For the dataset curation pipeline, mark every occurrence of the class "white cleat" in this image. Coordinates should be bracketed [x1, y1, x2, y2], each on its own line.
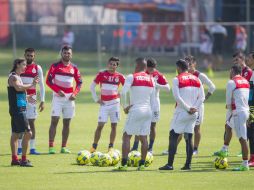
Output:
[193, 150, 198, 156]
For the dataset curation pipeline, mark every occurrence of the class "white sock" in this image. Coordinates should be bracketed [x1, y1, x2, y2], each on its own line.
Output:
[221, 145, 228, 151]
[30, 139, 36, 149]
[18, 139, 22, 149]
[242, 160, 248, 167]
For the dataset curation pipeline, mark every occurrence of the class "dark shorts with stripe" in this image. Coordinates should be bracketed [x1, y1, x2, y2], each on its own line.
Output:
[11, 112, 30, 133]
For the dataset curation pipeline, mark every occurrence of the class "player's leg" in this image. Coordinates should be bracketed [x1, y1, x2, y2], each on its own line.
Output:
[49, 116, 60, 154]
[193, 125, 201, 154]
[28, 119, 39, 154]
[131, 135, 140, 151]
[138, 135, 148, 170]
[60, 118, 71, 153]
[108, 123, 117, 151]
[108, 105, 120, 151]
[10, 132, 19, 166]
[182, 133, 193, 170]
[248, 125, 254, 166]
[17, 133, 23, 155]
[91, 122, 106, 152]
[148, 122, 156, 153]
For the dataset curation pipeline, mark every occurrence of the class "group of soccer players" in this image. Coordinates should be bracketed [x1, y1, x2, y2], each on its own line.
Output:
[7, 45, 254, 171]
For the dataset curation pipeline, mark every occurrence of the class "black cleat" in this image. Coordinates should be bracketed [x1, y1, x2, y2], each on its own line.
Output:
[181, 165, 191, 170]
[11, 160, 20, 166]
[20, 160, 33, 167]
[159, 164, 174, 170]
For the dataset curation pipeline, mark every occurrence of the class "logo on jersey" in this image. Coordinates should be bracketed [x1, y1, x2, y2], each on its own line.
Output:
[115, 77, 119, 83]
[70, 68, 74, 74]
[32, 68, 36, 74]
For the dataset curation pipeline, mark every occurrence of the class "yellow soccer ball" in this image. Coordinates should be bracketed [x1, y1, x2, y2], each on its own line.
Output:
[90, 151, 103, 166]
[98, 153, 112, 167]
[76, 150, 91, 165]
[108, 151, 120, 166]
[214, 157, 228, 169]
[127, 150, 141, 167]
[145, 152, 154, 167]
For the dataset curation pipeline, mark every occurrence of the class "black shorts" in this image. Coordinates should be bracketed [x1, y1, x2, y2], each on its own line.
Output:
[11, 112, 30, 133]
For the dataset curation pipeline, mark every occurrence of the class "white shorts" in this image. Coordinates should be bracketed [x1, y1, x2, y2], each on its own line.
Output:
[51, 95, 75, 119]
[26, 103, 38, 119]
[123, 108, 152, 136]
[227, 111, 249, 140]
[195, 104, 204, 126]
[98, 103, 120, 123]
[152, 110, 160, 122]
[170, 111, 198, 134]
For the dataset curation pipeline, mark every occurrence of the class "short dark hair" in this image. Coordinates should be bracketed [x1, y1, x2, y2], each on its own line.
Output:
[136, 57, 146, 63]
[147, 57, 157, 68]
[233, 51, 245, 60]
[231, 64, 242, 75]
[108, 57, 120, 66]
[176, 59, 188, 71]
[248, 51, 254, 59]
[25, 48, 35, 53]
[61, 45, 72, 52]
[184, 55, 196, 65]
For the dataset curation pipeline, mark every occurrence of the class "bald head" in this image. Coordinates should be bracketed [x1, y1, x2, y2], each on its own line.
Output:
[135, 57, 147, 72]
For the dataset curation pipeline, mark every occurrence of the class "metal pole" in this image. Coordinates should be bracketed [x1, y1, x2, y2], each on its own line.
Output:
[247, 0, 250, 52]
[12, 22, 17, 59]
[96, 24, 102, 70]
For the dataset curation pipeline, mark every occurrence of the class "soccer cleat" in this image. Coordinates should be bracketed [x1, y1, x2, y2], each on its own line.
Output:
[161, 150, 168, 155]
[232, 165, 249, 171]
[193, 150, 198, 156]
[159, 164, 173, 170]
[216, 150, 228, 158]
[90, 147, 96, 153]
[11, 160, 20, 166]
[49, 147, 56, 154]
[20, 160, 33, 167]
[17, 148, 22, 155]
[30, 149, 40, 155]
[137, 164, 145, 171]
[60, 147, 71, 154]
[181, 165, 191, 170]
[236, 152, 242, 157]
[113, 165, 128, 171]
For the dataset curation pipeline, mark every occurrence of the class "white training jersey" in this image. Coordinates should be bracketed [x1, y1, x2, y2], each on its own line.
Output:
[173, 72, 205, 113]
[121, 71, 156, 111]
[226, 75, 249, 113]
[192, 70, 216, 94]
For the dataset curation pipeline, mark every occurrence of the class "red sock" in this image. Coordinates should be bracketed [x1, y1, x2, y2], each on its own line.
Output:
[12, 155, 18, 161]
[22, 155, 26, 161]
[62, 142, 67, 148]
[49, 141, 54, 147]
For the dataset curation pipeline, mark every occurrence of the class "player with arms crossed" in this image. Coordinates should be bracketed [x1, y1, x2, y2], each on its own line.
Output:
[18, 48, 45, 155]
[115, 58, 156, 171]
[89, 57, 125, 153]
[46, 46, 83, 154]
[159, 59, 205, 170]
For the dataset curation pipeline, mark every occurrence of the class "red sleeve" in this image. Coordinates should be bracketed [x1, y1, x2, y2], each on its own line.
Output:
[46, 64, 61, 93]
[120, 74, 125, 85]
[72, 67, 83, 96]
[157, 73, 168, 85]
[94, 72, 102, 84]
[247, 70, 253, 81]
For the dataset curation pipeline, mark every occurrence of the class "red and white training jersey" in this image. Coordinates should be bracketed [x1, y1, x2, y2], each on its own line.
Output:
[46, 61, 82, 97]
[121, 71, 155, 110]
[226, 75, 249, 112]
[173, 72, 205, 112]
[91, 70, 125, 105]
[20, 63, 45, 102]
[241, 66, 252, 82]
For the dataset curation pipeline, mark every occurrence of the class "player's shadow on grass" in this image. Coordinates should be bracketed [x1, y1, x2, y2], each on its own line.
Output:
[55, 169, 156, 174]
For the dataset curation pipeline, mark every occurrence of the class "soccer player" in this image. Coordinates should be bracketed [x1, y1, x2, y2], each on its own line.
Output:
[17, 48, 45, 155]
[246, 51, 254, 167]
[114, 58, 156, 171]
[89, 57, 125, 153]
[8, 59, 39, 166]
[159, 59, 205, 170]
[214, 52, 252, 157]
[131, 57, 170, 153]
[218, 65, 250, 171]
[46, 46, 82, 154]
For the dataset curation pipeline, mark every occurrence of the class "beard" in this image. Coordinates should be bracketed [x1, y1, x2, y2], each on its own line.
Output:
[62, 57, 70, 62]
[26, 59, 33, 64]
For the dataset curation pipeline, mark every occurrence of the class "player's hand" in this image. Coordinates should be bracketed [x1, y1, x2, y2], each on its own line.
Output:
[58, 90, 65, 97]
[204, 92, 212, 102]
[27, 94, 36, 104]
[97, 99, 104, 105]
[39, 101, 45, 112]
[69, 94, 76, 101]
[188, 107, 197, 114]
[124, 105, 133, 114]
[32, 75, 39, 86]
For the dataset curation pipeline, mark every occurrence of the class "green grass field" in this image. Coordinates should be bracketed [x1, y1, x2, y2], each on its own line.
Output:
[0, 49, 253, 190]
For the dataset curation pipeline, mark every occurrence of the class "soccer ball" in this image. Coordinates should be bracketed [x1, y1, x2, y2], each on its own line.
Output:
[90, 151, 103, 166]
[108, 150, 121, 166]
[76, 150, 91, 165]
[113, 149, 121, 158]
[214, 157, 228, 169]
[98, 153, 112, 167]
[145, 152, 154, 167]
[127, 150, 141, 167]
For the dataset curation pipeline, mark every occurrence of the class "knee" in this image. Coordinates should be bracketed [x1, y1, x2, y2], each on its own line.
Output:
[111, 123, 117, 130]
[51, 117, 59, 127]
[97, 124, 104, 131]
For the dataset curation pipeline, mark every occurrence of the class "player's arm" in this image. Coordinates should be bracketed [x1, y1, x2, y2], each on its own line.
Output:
[90, 81, 102, 105]
[120, 74, 133, 114]
[172, 77, 190, 112]
[70, 67, 83, 100]
[37, 65, 45, 111]
[193, 81, 205, 109]
[46, 64, 62, 94]
[150, 83, 156, 112]
[155, 74, 170, 92]
[9, 75, 38, 91]
[199, 73, 216, 101]
[226, 80, 235, 110]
